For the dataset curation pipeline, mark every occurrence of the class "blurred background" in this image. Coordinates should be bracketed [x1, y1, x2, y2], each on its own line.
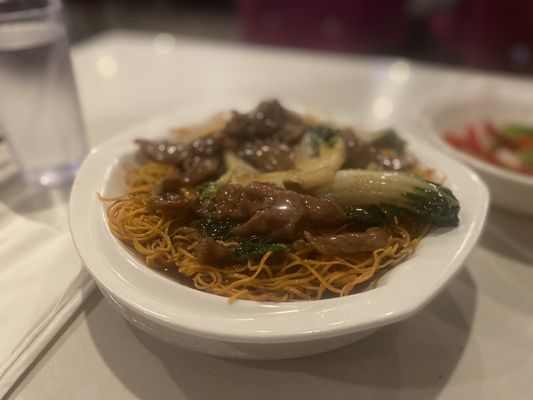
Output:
[63, 0, 533, 75]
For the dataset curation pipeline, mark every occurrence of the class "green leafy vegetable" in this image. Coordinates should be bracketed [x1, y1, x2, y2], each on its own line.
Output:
[307, 125, 341, 148]
[313, 170, 460, 226]
[233, 237, 287, 262]
[198, 181, 218, 202]
[344, 205, 396, 225]
[198, 219, 238, 240]
[501, 124, 533, 139]
[369, 128, 405, 153]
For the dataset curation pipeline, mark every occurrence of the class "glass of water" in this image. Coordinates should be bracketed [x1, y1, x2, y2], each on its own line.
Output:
[0, 0, 88, 186]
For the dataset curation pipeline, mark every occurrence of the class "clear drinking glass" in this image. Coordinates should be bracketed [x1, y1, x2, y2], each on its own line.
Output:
[0, 0, 88, 186]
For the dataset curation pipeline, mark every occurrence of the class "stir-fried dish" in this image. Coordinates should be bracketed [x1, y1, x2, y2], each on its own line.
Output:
[444, 122, 533, 176]
[103, 100, 460, 302]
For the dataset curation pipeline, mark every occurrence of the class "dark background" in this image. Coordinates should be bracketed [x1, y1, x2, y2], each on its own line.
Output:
[63, 0, 533, 75]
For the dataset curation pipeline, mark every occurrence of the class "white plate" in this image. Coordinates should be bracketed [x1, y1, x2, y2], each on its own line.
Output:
[69, 103, 489, 359]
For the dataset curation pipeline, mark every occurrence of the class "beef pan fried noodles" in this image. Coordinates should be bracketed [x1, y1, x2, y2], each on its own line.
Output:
[102, 99, 460, 302]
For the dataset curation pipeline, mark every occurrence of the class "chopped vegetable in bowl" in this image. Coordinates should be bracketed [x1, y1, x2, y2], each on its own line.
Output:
[443, 122, 533, 176]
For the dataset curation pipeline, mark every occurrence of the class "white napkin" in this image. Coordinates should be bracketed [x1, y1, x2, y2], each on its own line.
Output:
[0, 203, 94, 398]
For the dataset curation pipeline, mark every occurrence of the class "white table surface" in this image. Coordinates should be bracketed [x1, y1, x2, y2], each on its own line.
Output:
[4, 30, 533, 400]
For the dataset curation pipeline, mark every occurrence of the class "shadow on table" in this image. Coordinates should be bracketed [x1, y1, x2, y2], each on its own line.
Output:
[480, 206, 533, 268]
[0, 172, 71, 215]
[86, 268, 477, 400]
[471, 205, 533, 322]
